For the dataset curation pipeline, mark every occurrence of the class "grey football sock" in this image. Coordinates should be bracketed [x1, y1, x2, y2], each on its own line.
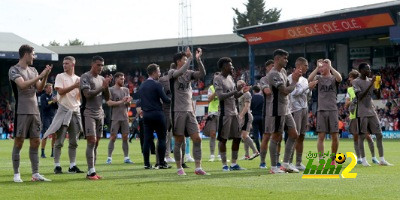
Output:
[220, 151, 227, 165]
[210, 137, 216, 156]
[181, 139, 186, 160]
[269, 140, 279, 166]
[260, 149, 267, 164]
[29, 147, 39, 174]
[296, 152, 302, 166]
[367, 137, 375, 157]
[54, 145, 62, 164]
[289, 149, 294, 164]
[173, 142, 182, 166]
[165, 131, 171, 157]
[358, 134, 366, 158]
[232, 151, 239, 161]
[86, 142, 96, 170]
[12, 146, 21, 174]
[283, 137, 296, 163]
[244, 142, 250, 157]
[122, 139, 129, 157]
[193, 141, 202, 161]
[353, 139, 360, 159]
[376, 133, 384, 157]
[245, 137, 258, 154]
[108, 139, 115, 158]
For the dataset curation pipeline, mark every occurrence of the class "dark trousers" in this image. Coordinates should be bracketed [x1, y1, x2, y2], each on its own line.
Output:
[252, 115, 263, 152]
[143, 111, 167, 166]
[138, 118, 155, 154]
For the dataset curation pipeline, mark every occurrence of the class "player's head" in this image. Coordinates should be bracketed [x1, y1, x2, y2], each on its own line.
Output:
[237, 80, 246, 88]
[63, 56, 76, 74]
[45, 83, 53, 94]
[91, 55, 104, 76]
[147, 63, 161, 80]
[295, 57, 308, 75]
[358, 63, 371, 77]
[19, 44, 35, 65]
[265, 59, 274, 74]
[318, 59, 331, 76]
[114, 72, 125, 87]
[170, 62, 177, 69]
[217, 57, 233, 75]
[348, 70, 360, 83]
[252, 85, 261, 93]
[173, 52, 187, 69]
[273, 49, 289, 69]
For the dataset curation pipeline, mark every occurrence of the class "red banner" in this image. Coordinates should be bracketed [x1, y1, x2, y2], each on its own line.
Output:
[244, 13, 395, 45]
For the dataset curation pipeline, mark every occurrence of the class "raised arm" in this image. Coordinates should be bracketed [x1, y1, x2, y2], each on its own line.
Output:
[308, 62, 320, 83]
[192, 48, 206, 79]
[325, 59, 342, 82]
[171, 47, 193, 78]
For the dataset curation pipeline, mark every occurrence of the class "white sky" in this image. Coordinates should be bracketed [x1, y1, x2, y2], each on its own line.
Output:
[0, 0, 393, 46]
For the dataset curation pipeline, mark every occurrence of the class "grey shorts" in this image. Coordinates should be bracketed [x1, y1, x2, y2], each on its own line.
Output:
[265, 114, 296, 134]
[240, 113, 253, 132]
[172, 111, 199, 136]
[218, 115, 241, 140]
[110, 119, 129, 134]
[292, 108, 308, 135]
[316, 110, 339, 133]
[359, 115, 381, 135]
[349, 118, 358, 134]
[84, 116, 104, 137]
[203, 115, 218, 137]
[15, 114, 41, 138]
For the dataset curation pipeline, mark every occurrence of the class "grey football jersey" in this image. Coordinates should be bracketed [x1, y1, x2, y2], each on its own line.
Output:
[214, 74, 238, 116]
[238, 91, 252, 114]
[352, 77, 376, 117]
[168, 69, 195, 112]
[80, 71, 105, 118]
[8, 65, 40, 115]
[266, 68, 290, 116]
[316, 75, 338, 111]
[159, 75, 171, 112]
[109, 86, 130, 121]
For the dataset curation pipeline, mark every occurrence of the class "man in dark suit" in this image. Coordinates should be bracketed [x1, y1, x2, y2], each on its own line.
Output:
[139, 64, 171, 169]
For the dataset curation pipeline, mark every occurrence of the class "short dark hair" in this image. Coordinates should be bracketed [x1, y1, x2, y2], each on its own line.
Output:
[19, 44, 34, 58]
[217, 57, 232, 69]
[252, 85, 261, 93]
[114, 72, 124, 79]
[273, 49, 289, 57]
[92, 55, 104, 63]
[147, 64, 159, 76]
[358, 63, 369, 71]
[265, 59, 274, 67]
[173, 52, 186, 66]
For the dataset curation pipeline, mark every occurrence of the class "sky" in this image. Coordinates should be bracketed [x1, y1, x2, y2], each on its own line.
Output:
[0, 0, 394, 46]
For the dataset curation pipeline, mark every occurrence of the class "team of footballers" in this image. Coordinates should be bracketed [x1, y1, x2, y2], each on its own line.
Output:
[9, 44, 392, 182]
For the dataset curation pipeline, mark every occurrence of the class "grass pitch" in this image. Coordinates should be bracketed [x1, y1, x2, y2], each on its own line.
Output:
[0, 138, 399, 199]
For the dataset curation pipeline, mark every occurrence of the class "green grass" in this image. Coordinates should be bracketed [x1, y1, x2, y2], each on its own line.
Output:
[0, 138, 399, 199]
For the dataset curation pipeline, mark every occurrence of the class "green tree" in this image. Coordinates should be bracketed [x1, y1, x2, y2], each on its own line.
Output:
[233, 0, 281, 30]
[64, 38, 85, 46]
[48, 40, 60, 46]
